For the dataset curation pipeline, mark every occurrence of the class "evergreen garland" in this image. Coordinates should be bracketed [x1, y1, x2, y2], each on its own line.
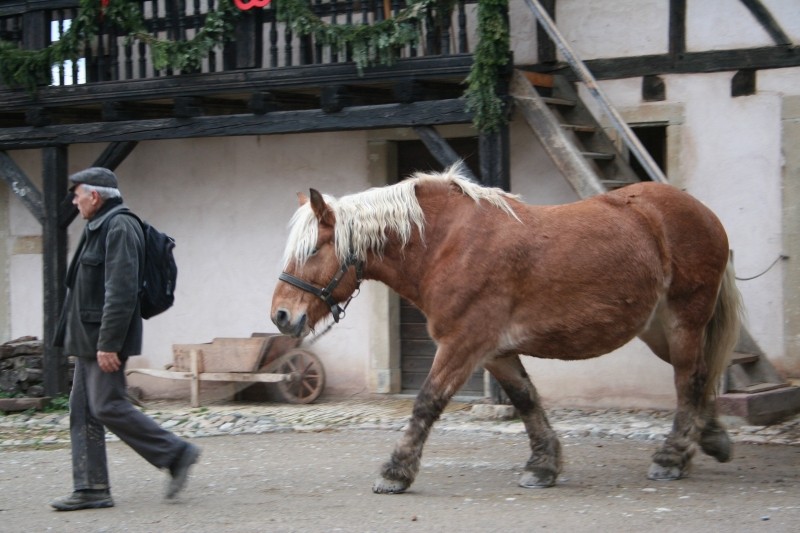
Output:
[0, 0, 509, 131]
[463, 0, 509, 132]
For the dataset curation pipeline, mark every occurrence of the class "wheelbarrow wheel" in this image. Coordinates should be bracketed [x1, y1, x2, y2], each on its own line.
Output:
[273, 349, 325, 404]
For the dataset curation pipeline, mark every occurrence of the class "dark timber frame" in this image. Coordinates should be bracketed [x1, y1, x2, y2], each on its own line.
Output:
[1, 0, 798, 395]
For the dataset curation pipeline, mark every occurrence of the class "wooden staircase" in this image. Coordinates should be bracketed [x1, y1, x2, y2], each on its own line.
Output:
[510, 70, 640, 199]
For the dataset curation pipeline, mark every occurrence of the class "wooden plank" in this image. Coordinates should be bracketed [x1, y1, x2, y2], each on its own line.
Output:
[522, 71, 554, 88]
[173, 337, 267, 373]
[399, 323, 430, 340]
[190, 349, 200, 408]
[730, 352, 759, 365]
[0, 56, 475, 111]
[413, 126, 478, 181]
[0, 99, 474, 150]
[0, 397, 51, 412]
[547, 46, 800, 81]
[126, 368, 290, 383]
[728, 382, 788, 394]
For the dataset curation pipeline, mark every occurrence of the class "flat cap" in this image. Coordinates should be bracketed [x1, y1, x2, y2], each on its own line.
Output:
[69, 167, 119, 191]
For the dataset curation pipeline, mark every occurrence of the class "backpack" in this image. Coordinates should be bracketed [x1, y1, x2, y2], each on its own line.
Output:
[115, 211, 178, 319]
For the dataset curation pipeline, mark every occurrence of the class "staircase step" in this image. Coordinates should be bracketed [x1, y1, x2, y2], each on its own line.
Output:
[562, 124, 596, 133]
[730, 352, 760, 365]
[601, 179, 638, 190]
[728, 382, 788, 394]
[520, 71, 554, 88]
[718, 385, 800, 425]
[541, 96, 576, 107]
[582, 151, 615, 160]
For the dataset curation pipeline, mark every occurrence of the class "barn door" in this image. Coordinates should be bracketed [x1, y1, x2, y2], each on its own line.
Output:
[396, 138, 484, 396]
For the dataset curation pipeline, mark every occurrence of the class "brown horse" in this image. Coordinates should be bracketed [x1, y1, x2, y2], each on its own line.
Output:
[271, 164, 742, 493]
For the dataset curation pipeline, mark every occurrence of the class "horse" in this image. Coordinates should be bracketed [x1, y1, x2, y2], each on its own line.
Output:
[271, 164, 743, 494]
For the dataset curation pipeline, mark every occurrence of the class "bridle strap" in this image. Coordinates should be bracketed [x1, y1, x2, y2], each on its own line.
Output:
[279, 258, 363, 323]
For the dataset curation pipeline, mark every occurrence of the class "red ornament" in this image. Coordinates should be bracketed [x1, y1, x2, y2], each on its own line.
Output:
[234, 0, 272, 10]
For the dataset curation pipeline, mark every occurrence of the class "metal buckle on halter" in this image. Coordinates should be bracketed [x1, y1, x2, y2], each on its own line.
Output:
[278, 256, 363, 323]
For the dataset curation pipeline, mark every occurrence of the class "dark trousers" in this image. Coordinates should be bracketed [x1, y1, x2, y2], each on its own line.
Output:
[70, 357, 187, 491]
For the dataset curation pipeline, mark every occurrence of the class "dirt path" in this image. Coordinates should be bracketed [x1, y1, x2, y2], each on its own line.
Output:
[2, 429, 798, 532]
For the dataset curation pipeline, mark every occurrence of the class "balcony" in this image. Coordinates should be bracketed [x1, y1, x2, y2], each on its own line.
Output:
[0, 0, 480, 134]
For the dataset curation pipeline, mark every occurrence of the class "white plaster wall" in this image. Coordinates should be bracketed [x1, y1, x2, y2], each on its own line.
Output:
[686, 0, 788, 51]
[8, 133, 375, 399]
[665, 72, 785, 360]
[5, 152, 44, 341]
[556, 0, 669, 59]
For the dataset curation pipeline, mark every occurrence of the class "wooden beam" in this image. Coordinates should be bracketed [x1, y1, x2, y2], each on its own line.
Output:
[669, 0, 686, 57]
[41, 146, 69, 397]
[531, 45, 800, 80]
[739, 0, 792, 46]
[0, 56, 475, 112]
[59, 141, 140, 228]
[536, 0, 557, 63]
[478, 126, 510, 191]
[94, 141, 139, 170]
[0, 151, 44, 224]
[413, 126, 477, 181]
[0, 99, 474, 149]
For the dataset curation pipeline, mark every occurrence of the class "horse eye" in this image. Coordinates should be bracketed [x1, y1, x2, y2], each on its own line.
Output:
[310, 247, 319, 256]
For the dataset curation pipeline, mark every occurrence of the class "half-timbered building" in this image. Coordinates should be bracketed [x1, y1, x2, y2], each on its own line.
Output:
[1, 0, 798, 416]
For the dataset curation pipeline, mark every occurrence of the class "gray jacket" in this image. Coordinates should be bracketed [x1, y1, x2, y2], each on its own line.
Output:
[58, 200, 144, 358]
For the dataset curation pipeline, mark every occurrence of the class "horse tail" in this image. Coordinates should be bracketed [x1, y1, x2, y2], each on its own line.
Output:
[703, 255, 743, 399]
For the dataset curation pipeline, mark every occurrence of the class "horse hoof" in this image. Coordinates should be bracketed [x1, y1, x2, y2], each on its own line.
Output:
[700, 431, 733, 463]
[518, 469, 557, 488]
[373, 477, 410, 494]
[647, 462, 685, 481]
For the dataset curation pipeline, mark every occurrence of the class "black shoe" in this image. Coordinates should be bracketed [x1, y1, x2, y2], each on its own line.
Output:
[50, 490, 114, 511]
[166, 442, 201, 499]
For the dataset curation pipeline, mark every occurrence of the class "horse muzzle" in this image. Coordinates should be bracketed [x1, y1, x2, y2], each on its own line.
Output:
[272, 308, 310, 338]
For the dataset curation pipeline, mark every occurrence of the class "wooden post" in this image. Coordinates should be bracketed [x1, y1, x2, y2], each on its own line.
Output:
[42, 146, 69, 396]
[190, 349, 201, 407]
[478, 126, 510, 191]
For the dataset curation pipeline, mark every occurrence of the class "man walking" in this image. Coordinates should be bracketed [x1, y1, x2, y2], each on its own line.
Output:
[51, 167, 199, 511]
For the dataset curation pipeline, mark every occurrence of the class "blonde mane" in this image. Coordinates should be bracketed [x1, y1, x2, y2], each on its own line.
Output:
[282, 164, 520, 267]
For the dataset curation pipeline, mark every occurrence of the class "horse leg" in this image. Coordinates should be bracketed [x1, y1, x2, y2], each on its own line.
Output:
[484, 355, 562, 488]
[698, 402, 732, 463]
[647, 326, 709, 480]
[372, 345, 478, 494]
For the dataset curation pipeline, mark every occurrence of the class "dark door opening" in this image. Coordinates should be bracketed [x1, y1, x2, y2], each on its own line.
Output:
[395, 137, 484, 396]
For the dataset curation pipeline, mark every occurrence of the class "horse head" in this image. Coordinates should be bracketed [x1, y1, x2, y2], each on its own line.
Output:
[271, 189, 363, 337]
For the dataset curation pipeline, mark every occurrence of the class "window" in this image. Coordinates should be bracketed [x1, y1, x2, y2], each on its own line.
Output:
[630, 124, 667, 181]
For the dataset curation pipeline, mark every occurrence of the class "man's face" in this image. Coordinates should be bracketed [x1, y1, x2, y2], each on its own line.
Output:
[72, 184, 101, 220]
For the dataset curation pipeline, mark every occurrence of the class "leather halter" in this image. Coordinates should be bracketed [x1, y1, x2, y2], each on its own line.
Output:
[278, 257, 364, 323]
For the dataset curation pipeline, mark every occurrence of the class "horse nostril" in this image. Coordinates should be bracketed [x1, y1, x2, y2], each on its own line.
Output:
[274, 309, 290, 328]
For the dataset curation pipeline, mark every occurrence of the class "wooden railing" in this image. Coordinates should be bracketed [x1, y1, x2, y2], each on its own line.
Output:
[0, 0, 478, 88]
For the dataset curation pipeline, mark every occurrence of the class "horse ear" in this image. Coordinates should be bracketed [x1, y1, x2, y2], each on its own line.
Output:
[309, 189, 336, 227]
[296, 192, 309, 205]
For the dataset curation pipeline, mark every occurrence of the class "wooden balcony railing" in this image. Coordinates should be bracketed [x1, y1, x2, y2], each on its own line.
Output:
[0, 0, 478, 89]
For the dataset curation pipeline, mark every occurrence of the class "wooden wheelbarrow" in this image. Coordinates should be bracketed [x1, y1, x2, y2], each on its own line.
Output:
[126, 333, 325, 407]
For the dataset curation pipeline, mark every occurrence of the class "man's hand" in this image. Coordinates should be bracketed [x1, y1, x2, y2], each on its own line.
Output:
[97, 351, 121, 373]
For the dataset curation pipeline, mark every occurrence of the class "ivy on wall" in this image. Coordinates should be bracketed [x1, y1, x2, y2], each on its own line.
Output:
[0, 0, 509, 131]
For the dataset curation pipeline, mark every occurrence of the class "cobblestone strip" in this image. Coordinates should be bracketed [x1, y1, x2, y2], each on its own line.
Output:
[2, 400, 799, 449]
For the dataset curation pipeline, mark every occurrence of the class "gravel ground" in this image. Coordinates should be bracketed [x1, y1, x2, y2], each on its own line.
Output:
[1, 398, 799, 532]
